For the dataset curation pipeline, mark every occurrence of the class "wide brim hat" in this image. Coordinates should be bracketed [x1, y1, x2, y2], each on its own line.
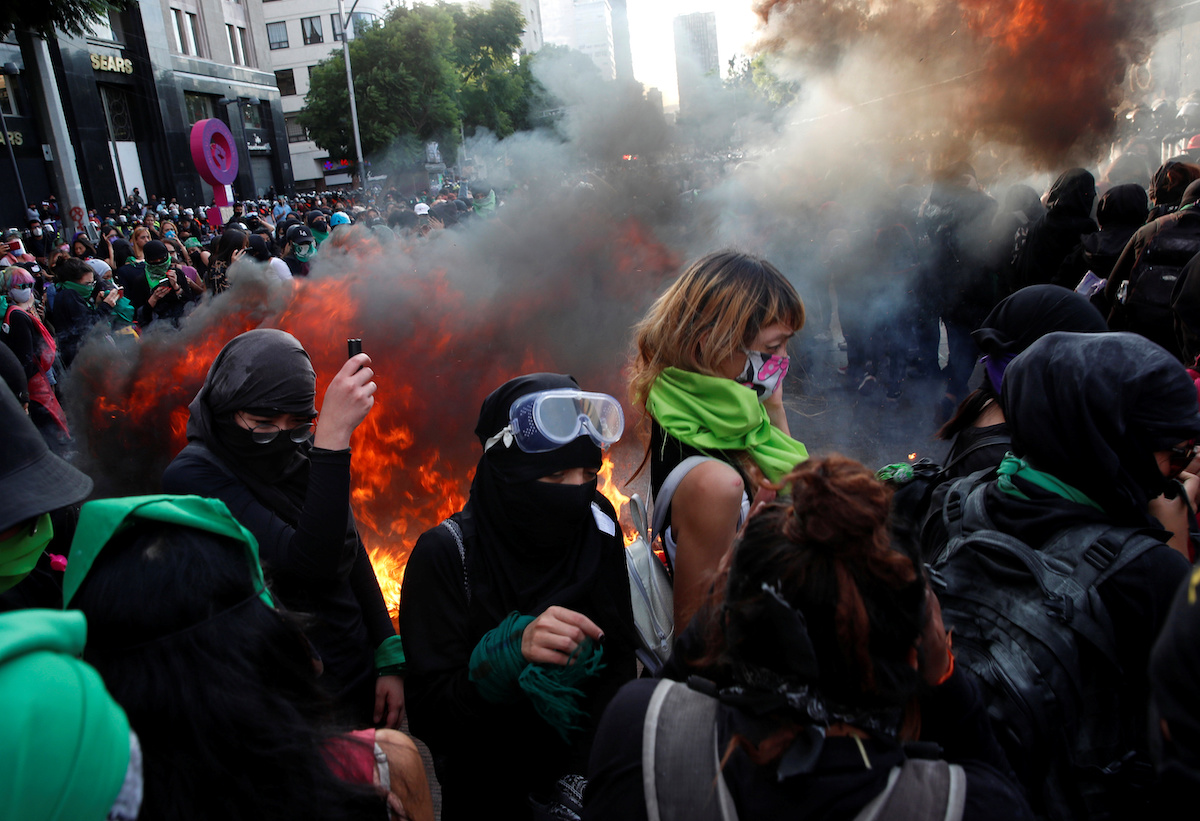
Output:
[0, 389, 92, 532]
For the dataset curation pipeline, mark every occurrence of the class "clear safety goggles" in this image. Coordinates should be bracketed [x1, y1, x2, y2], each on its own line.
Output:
[484, 389, 625, 453]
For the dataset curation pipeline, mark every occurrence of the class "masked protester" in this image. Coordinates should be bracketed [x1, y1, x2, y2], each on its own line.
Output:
[0, 267, 70, 446]
[162, 330, 404, 729]
[284, 224, 316, 276]
[629, 250, 809, 631]
[0, 229, 37, 269]
[924, 331, 1200, 820]
[49, 257, 104, 367]
[120, 240, 186, 328]
[400, 374, 639, 821]
[0, 384, 92, 610]
[307, 211, 331, 246]
[62, 495, 433, 821]
[585, 455, 1035, 821]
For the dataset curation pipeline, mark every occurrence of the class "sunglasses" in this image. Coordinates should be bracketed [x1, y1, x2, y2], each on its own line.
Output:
[1168, 440, 1198, 478]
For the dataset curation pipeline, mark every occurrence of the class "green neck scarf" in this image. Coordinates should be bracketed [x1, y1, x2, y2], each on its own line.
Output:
[647, 367, 808, 483]
[144, 259, 171, 291]
[111, 296, 136, 325]
[996, 454, 1102, 511]
[60, 280, 94, 298]
[64, 494, 275, 608]
[0, 513, 53, 593]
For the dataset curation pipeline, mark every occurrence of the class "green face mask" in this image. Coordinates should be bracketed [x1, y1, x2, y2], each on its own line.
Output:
[0, 513, 54, 593]
[60, 280, 93, 298]
[146, 258, 171, 278]
[312, 230, 329, 245]
[293, 243, 315, 262]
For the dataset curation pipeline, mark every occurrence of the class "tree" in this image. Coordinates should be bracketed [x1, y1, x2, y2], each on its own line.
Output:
[300, 4, 462, 169]
[2, 0, 136, 40]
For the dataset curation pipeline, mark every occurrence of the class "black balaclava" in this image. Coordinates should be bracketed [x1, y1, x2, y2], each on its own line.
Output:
[186, 329, 317, 512]
[1003, 331, 1200, 519]
[465, 373, 615, 625]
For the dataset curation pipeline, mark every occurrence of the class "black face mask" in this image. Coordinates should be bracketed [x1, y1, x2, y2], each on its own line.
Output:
[215, 416, 303, 480]
[499, 477, 597, 555]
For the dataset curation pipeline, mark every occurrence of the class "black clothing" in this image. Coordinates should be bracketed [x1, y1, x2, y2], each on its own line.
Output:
[1002, 331, 1200, 517]
[1149, 574, 1200, 813]
[1172, 250, 1200, 363]
[48, 287, 98, 367]
[1058, 184, 1149, 290]
[400, 373, 638, 821]
[118, 263, 187, 327]
[1, 307, 39, 382]
[1009, 168, 1098, 293]
[943, 421, 1010, 480]
[161, 329, 392, 722]
[583, 669, 1034, 821]
[973, 284, 1109, 360]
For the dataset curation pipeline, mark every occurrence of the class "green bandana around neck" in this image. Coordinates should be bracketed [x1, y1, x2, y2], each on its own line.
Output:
[60, 280, 94, 298]
[63, 495, 275, 609]
[647, 367, 809, 483]
[0, 513, 53, 593]
[996, 453, 1103, 511]
[312, 229, 329, 245]
[111, 295, 136, 324]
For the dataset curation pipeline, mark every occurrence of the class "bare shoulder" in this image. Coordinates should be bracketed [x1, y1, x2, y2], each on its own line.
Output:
[674, 459, 745, 511]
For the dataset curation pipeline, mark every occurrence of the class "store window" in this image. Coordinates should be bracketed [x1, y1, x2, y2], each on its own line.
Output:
[285, 116, 308, 143]
[301, 16, 323, 46]
[184, 92, 214, 126]
[242, 101, 263, 130]
[275, 68, 296, 96]
[267, 21, 288, 50]
[0, 75, 18, 117]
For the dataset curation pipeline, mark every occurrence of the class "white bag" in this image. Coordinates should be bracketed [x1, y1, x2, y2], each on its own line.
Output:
[625, 493, 674, 675]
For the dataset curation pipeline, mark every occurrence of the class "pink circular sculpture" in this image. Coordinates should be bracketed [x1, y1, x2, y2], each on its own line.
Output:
[189, 118, 238, 193]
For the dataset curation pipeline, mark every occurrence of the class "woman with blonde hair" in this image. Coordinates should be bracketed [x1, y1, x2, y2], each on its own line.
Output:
[629, 249, 809, 632]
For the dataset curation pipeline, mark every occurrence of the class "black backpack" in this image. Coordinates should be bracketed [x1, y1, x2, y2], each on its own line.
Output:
[1120, 210, 1200, 354]
[928, 477, 1161, 820]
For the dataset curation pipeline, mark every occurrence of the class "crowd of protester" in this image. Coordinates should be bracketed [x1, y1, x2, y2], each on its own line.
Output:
[10, 139, 1200, 821]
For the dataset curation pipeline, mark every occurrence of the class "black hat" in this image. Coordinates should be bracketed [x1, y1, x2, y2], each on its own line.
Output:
[246, 234, 272, 262]
[0, 387, 92, 532]
[143, 240, 170, 264]
[286, 224, 314, 245]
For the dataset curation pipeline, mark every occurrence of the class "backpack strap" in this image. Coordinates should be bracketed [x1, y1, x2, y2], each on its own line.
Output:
[934, 472, 994, 564]
[941, 432, 1011, 476]
[853, 760, 966, 821]
[650, 455, 719, 544]
[643, 679, 738, 821]
[440, 518, 471, 606]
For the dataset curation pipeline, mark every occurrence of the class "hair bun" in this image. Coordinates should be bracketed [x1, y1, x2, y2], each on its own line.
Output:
[784, 456, 891, 557]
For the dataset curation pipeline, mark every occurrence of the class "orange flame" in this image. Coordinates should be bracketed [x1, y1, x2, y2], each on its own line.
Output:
[597, 453, 637, 545]
[908, 453, 917, 461]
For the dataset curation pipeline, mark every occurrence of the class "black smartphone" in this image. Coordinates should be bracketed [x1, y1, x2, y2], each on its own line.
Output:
[347, 338, 362, 358]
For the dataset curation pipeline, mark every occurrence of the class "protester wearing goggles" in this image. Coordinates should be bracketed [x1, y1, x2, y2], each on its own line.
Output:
[401, 373, 639, 821]
[162, 329, 405, 730]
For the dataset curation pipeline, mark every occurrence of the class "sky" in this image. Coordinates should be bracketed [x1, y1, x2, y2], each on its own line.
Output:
[627, 1, 762, 108]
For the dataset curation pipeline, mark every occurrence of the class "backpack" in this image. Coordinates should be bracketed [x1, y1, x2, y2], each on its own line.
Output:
[1118, 211, 1200, 352]
[643, 678, 966, 821]
[928, 476, 1161, 820]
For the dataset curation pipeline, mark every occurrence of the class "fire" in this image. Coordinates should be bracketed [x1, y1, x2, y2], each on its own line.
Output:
[908, 453, 917, 461]
[72, 215, 678, 629]
[597, 453, 637, 545]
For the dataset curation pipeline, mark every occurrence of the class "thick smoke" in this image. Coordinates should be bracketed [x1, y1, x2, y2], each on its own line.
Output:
[753, 0, 1158, 168]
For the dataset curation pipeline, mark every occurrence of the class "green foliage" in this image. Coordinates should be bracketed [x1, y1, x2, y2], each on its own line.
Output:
[300, 0, 540, 170]
[1, 0, 136, 41]
[725, 54, 799, 111]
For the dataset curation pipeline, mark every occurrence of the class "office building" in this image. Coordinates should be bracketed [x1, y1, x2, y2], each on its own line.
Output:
[261, 0, 385, 190]
[673, 11, 718, 118]
[540, 0, 616, 81]
[0, 0, 292, 229]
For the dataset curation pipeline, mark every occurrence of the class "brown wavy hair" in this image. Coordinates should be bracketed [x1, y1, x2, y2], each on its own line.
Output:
[628, 250, 804, 411]
[685, 455, 928, 763]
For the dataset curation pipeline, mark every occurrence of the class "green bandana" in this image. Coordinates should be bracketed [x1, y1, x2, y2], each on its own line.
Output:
[0, 609, 131, 821]
[374, 634, 406, 676]
[293, 243, 315, 262]
[184, 237, 201, 249]
[469, 611, 605, 743]
[145, 259, 171, 290]
[647, 367, 809, 483]
[60, 280, 94, 298]
[996, 454, 1103, 511]
[312, 229, 329, 245]
[111, 295, 136, 325]
[0, 513, 53, 593]
[63, 495, 275, 608]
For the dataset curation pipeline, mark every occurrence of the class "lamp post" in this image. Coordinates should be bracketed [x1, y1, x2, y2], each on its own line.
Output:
[337, 0, 366, 188]
[0, 63, 30, 219]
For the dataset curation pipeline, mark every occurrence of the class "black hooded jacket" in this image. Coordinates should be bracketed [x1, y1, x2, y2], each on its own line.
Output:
[1009, 168, 1098, 293]
[1058, 183, 1148, 289]
[399, 374, 637, 821]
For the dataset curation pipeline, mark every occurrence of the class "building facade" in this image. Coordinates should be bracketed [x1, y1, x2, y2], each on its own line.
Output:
[673, 11, 718, 119]
[261, 0, 383, 191]
[0, 0, 292, 230]
[540, 0, 616, 81]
